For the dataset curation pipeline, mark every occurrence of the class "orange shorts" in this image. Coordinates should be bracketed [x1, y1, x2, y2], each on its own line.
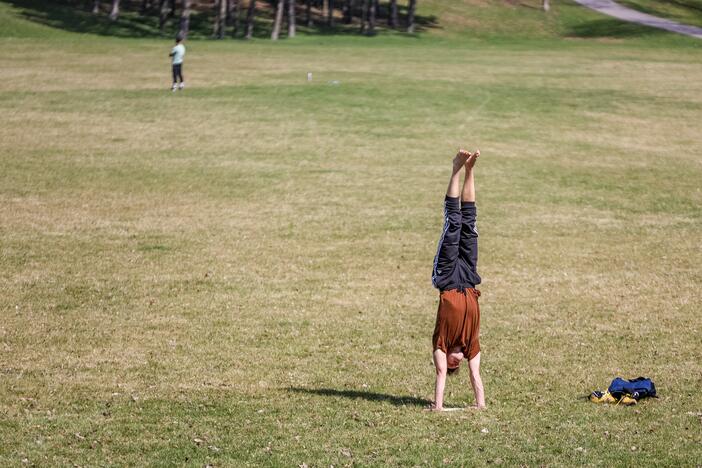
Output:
[432, 288, 481, 360]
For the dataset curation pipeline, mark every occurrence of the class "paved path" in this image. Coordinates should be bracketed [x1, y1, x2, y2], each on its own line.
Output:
[574, 0, 702, 39]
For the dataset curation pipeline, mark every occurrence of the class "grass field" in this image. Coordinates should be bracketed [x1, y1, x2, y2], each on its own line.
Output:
[1, 0, 701, 466]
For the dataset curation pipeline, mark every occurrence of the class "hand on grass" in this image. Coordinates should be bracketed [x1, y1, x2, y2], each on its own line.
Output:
[424, 402, 443, 412]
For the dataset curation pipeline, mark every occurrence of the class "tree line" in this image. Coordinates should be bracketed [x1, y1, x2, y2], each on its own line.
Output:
[91, 0, 421, 40]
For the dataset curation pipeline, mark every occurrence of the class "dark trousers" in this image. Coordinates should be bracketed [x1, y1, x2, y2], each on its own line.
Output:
[172, 63, 184, 83]
[432, 196, 481, 291]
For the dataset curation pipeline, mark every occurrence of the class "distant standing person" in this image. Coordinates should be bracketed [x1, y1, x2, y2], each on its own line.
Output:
[169, 33, 186, 91]
[428, 149, 485, 411]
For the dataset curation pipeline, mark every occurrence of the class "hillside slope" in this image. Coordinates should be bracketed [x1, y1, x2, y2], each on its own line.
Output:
[619, 0, 702, 28]
[1, 0, 695, 43]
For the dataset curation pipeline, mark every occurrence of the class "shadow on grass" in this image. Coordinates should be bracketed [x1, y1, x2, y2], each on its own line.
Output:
[667, 0, 702, 12]
[5, 0, 172, 38]
[566, 17, 671, 37]
[4, 0, 438, 39]
[288, 387, 431, 407]
[622, 0, 702, 15]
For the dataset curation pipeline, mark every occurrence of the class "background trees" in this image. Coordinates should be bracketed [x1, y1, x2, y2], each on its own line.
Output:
[288, 0, 296, 37]
[213, 0, 227, 38]
[271, 0, 285, 39]
[245, 0, 256, 38]
[109, 0, 121, 20]
[179, 0, 191, 36]
[86, 0, 428, 39]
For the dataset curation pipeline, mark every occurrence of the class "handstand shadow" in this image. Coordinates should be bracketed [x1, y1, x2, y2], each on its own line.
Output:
[288, 387, 431, 407]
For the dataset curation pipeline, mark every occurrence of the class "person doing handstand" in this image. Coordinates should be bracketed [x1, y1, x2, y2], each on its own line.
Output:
[429, 149, 485, 411]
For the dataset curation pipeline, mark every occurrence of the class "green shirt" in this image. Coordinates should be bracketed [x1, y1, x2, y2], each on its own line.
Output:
[171, 44, 185, 65]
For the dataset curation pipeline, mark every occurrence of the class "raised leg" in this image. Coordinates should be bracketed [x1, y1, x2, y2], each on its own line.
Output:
[432, 150, 471, 289]
[459, 150, 481, 286]
[447, 149, 471, 198]
[461, 150, 479, 203]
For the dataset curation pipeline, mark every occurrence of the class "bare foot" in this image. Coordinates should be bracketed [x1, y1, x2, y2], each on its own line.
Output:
[465, 149, 480, 170]
[452, 149, 472, 173]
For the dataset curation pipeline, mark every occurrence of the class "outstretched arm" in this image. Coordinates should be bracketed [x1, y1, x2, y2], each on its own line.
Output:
[468, 352, 485, 408]
[432, 349, 448, 410]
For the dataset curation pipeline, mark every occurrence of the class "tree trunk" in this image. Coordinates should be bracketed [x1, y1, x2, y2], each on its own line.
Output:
[159, 0, 170, 30]
[288, 0, 296, 37]
[109, 0, 120, 20]
[406, 0, 416, 33]
[213, 0, 227, 38]
[389, 0, 397, 27]
[327, 0, 334, 26]
[359, 0, 367, 32]
[342, 0, 352, 24]
[305, 0, 312, 27]
[213, 0, 220, 36]
[179, 0, 191, 37]
[92, 0, 100, 14]
[228, 0, 240, 36]
[271, 0, 284, 39]
[212, 0, 228, 38]
[367, 0, 375, 34]
[245, 0, 256, 38]
[543, 0, 550, 11]
[322, 0, 329, 24]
